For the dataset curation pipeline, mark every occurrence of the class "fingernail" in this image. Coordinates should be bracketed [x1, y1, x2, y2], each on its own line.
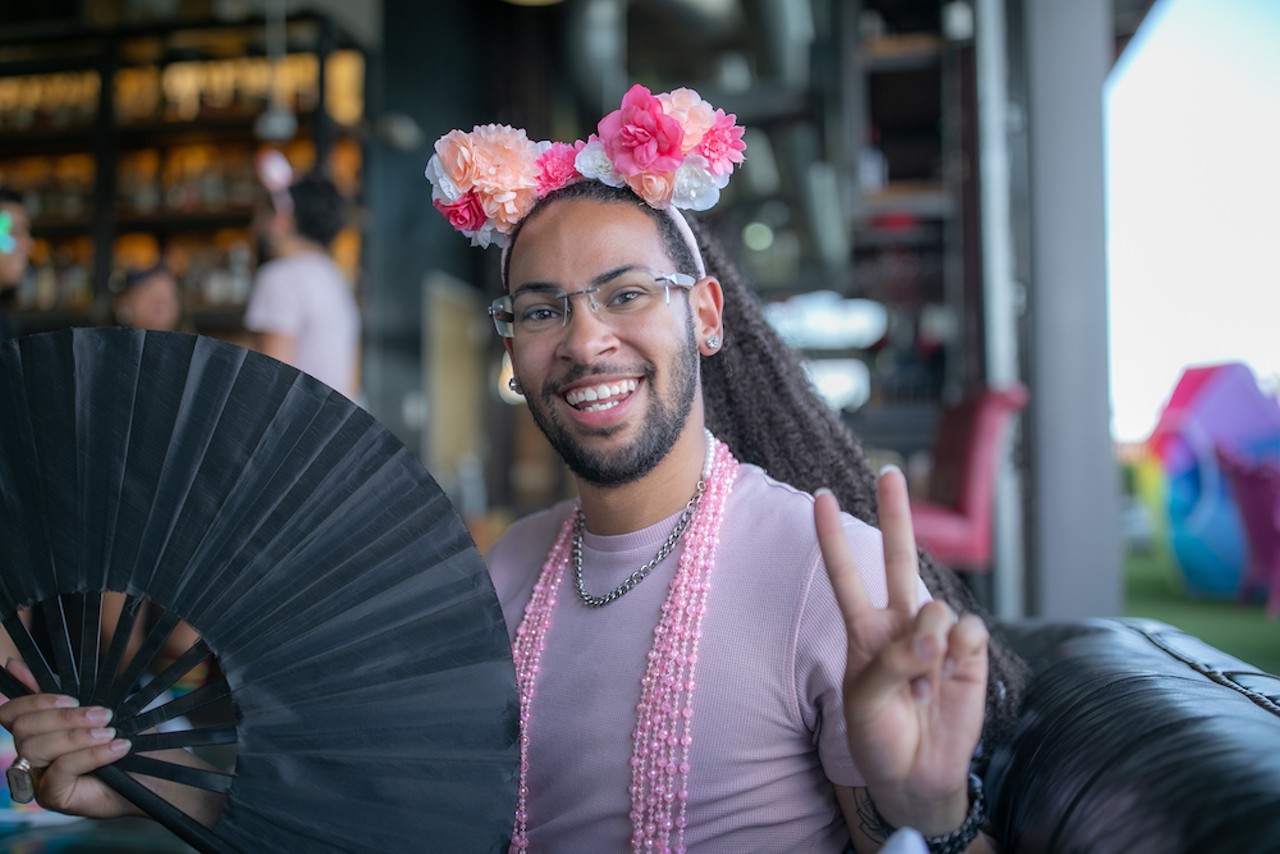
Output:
[814, 487, 832, 499]
[85, 706, 113, 725]
[942, 656, 957, 679]
[913, 635, 938, 660]
[109, 739, 131, 755]
[53, 696, 80, 709]
[90, 727, 116, 741]
[911, 676, 932, 704]
[879, 463, 902, 477]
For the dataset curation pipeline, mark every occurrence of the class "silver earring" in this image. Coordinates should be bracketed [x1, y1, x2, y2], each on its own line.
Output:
[706, 335, 721, 350]
[508, 376, 524, 394]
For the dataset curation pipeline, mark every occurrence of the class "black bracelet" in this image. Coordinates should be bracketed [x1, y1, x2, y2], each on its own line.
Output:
[865, 772, 987, 854]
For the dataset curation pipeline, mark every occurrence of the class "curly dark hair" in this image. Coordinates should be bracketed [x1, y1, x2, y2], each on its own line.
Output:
[506, 180, 1028, 760]
[280, 172, 346, 247]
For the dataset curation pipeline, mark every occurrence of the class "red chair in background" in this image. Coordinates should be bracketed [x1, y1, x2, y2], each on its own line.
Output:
[910, 384, 1028, 581]
[1215, 446, 1280, 620]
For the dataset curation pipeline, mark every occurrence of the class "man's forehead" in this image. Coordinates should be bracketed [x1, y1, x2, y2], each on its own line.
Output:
[512, 203, 669, 276]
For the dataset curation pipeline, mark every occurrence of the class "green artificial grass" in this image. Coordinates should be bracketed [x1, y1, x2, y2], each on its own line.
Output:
[1124, 547, 1280, 675]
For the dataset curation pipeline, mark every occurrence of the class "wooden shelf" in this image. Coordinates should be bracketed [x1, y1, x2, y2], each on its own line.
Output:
[115, 209, 254, 233]
[0, 12, 361, 338]
[857, 181, 954, 220]
[861, 33, 944, 72]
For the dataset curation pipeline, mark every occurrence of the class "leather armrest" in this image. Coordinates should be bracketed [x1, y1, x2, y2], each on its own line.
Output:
[987, 617, 1280, 853]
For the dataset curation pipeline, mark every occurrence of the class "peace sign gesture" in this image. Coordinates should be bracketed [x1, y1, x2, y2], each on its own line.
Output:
[816, 466, 989, 839]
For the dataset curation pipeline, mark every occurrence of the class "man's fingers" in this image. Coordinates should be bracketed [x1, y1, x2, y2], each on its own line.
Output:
[3, 703, 109, 756]
[39, 739, 132, 810]
[875, 466, 919, 614]
[844, 601, 957, 718]
[941, 614, 990, 684]
[815, 488, 872, 626]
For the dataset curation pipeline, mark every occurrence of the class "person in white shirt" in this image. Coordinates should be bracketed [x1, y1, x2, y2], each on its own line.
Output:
[245, 170, 361, 400]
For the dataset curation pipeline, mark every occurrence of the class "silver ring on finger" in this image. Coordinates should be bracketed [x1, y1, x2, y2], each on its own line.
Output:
[6, 755, 39, 804]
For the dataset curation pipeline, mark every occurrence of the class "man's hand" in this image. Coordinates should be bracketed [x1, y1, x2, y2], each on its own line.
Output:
[817, 467, 989, 838]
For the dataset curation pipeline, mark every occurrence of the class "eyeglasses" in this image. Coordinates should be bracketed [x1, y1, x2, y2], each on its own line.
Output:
[488, 270, 697, 339]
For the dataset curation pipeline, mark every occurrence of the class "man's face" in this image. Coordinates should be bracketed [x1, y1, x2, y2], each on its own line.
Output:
[0, 201, 32, 290]
[505, 198, 708, 487]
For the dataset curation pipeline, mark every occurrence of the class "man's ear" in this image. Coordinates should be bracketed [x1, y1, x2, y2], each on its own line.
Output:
[693, 276, 725, 356]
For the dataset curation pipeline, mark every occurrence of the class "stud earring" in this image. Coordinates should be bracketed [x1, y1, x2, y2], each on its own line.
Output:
[706, 335, 721, 351]
[508, 376, 524, 394]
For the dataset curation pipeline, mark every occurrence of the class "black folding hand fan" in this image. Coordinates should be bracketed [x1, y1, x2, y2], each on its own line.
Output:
[0, 328, 518, 853]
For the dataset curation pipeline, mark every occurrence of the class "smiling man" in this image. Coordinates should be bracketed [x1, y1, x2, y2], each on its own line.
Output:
[466, 86, 1004, 853]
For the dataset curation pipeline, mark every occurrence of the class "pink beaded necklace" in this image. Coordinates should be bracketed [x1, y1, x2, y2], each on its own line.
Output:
[509, 431, 739, 853]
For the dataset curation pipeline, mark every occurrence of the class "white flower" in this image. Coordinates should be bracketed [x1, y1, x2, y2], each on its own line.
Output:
[468, 222, 507, 249]
[424, 155, 462, 203]
[672, 155, 722, 211]
[574, 140, 625, 188]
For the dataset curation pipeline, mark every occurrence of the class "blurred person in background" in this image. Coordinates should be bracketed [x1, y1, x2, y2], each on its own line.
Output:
[0, 186, 33, 345]
[246, 162, 360, 400]
[113, 264, 185, 332]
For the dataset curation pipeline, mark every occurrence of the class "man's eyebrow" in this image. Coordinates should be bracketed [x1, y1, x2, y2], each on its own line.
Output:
[589, 265, 648, 287]
[511, 265, 650, 294]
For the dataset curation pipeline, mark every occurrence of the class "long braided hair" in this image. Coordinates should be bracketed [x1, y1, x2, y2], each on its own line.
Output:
[689, 215, 1028, 758]
[505, 181, 1028, 757]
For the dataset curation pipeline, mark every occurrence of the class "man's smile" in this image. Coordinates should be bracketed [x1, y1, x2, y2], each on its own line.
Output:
[564, 378, 640, 412]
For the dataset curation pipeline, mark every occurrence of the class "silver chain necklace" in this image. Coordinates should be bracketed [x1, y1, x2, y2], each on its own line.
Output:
[572, 477, 706, 608]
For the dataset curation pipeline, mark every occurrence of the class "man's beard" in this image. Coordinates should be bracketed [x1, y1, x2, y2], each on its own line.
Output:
[525, 323, 700, 488]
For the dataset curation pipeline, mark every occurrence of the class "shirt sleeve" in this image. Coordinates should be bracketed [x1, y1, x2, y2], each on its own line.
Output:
[244, 263, 303, 336]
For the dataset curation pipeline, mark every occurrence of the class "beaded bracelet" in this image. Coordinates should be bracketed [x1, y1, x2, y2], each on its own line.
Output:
[864, 772, 987, 854]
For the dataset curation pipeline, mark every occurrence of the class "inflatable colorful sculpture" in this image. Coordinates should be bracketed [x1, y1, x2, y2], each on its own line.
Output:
[1143, 363, 1280, 598]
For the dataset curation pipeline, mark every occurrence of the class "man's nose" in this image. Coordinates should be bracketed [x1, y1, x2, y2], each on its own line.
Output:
[556, 291, 617, 358]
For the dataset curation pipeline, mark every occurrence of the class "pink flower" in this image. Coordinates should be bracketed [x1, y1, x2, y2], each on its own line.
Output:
[694, 110, 746, 177]
[536, 141, 585, 196]
[597, 84, 685, 177]
[625, 171, 676, 209]
[434, 191, 487, 233]
[658, 88, 716, 154]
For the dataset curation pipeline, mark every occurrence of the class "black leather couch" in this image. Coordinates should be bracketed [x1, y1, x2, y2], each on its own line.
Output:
[988, 618, 1280, 853]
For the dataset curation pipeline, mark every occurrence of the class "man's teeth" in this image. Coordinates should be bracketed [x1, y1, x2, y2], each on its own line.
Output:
[566, 379, 638, 410]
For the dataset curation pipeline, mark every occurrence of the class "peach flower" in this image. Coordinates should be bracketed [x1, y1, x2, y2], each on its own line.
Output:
[658, 88, 716, 154]
[625, 171, 676, 209]
[429, 129, 481, 201]
[482, 186, 539, 232]
[470, 124, 541, 198]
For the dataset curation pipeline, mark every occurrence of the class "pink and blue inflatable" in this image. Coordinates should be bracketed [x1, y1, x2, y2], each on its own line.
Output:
[1144, 363, 1280, 598]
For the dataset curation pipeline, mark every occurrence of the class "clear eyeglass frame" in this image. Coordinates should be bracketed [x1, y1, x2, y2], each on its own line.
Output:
[487, 270, 697, 339]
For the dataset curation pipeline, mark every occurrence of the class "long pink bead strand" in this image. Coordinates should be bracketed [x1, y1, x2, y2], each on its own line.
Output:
[509, 513, 576, 853]
[628, 436, 735, 853]
[510, 432, 739, 853]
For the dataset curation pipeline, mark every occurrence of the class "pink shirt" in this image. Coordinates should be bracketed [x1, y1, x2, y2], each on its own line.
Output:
[486, 462, 930, 852]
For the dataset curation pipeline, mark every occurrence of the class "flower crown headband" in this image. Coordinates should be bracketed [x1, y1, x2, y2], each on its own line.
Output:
[424, 83, 747, 271]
